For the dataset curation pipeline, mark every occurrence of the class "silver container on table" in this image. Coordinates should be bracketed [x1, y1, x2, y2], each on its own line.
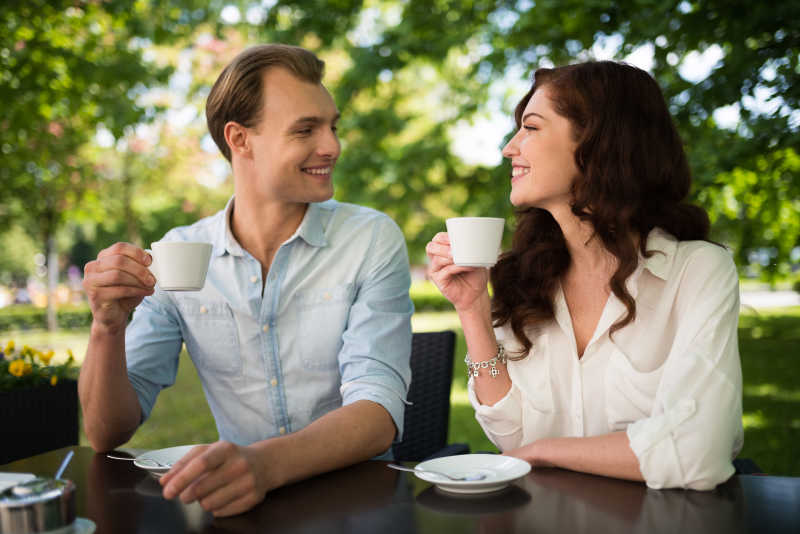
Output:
[0, 477, 75, 533]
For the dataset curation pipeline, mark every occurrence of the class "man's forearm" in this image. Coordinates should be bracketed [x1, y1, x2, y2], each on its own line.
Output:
[252, 400, 395, 489]
[79, 321, 142, 452]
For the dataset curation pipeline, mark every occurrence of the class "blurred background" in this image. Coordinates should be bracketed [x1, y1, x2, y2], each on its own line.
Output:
[1, 0, 798, 474]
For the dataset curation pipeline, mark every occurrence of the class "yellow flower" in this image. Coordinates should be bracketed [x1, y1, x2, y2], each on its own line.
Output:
[4, 341, 14, 354]
[8, 359, 25, 377]
[50, 375, 58, 386]
[39, 350, 55, 365]
[23, 363, 32, 376]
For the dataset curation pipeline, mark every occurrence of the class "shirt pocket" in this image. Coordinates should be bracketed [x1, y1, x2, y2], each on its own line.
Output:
[295, 284, 355, 371]
[176, 297, 242, 376]
[605, 346, 665, 432]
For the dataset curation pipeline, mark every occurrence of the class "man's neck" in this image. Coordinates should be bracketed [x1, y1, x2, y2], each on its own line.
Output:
[230, 195, 308, 273]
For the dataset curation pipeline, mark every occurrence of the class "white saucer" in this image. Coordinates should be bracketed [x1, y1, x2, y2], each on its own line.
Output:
[414, 454, 531, 494]
[134, 445, 198, 478]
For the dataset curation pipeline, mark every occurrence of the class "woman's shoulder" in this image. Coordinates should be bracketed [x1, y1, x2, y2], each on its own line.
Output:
[647, 228, 735, 278]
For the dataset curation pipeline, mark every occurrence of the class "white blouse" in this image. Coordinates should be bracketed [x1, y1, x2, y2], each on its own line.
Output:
[468, 228, 744, 490]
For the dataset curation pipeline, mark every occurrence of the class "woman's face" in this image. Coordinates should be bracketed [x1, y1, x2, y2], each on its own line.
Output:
[501, 85, 580, 210]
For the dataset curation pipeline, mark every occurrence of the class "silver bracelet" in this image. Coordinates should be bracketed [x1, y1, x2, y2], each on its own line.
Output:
[465, 343, 506, 378]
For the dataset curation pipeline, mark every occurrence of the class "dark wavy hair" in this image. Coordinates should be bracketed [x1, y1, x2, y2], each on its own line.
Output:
[490, 61, 711, 357]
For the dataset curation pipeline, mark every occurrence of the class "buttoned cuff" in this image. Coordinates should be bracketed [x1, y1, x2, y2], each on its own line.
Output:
[468, 379, 523, 438]
[627, 398, 697, 489]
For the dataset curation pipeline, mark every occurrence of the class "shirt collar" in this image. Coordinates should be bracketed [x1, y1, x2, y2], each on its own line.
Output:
[212, 196, 328, 257]
[639, 227, 678, 281]
[293, 201, 328, 248]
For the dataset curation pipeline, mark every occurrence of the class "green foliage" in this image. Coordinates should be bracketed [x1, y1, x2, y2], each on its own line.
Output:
[410, 281, 454, 312]
[737, 308, 800, 476]
[0, 305, 93, 332]
[2, 0, 798, 276]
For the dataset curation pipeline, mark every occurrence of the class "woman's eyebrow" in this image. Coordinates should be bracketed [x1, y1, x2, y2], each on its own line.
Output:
[522, 111, 547, 121]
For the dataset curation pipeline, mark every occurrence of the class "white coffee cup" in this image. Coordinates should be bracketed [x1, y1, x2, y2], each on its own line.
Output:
[147, 241, 213, 291]
[445, 217, 505, 267]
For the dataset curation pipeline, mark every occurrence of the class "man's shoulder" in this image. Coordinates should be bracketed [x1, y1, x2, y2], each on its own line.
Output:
[160, 208, 226, 242]
[316, 199, 400, 231]
[316, 199, 388, 220]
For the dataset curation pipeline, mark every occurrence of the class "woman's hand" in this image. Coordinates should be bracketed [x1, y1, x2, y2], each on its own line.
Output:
[82, 242, 155, 333]
[160, 441, 277, 517]
[425, 232, 490, 313]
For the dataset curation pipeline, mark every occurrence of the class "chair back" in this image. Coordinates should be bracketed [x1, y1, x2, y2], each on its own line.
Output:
[392, 330, 456, 462]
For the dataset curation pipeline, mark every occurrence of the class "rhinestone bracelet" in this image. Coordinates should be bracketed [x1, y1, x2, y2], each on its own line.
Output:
[465, 343, 507, 378]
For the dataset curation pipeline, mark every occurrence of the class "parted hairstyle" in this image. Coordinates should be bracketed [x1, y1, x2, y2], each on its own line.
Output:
[490, 61, 711, 358]
[206, 44, 325, 162]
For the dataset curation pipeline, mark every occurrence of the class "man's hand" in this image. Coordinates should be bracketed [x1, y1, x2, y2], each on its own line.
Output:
[159, 441, 278, 517]
[82, 242, 155, 333]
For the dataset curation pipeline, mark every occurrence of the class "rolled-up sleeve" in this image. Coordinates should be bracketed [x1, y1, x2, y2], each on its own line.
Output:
[627, 247, 743, 490]
[338, 217, 413, 442]
[125, 292, 184, 422]
[468, 379, 525, 451]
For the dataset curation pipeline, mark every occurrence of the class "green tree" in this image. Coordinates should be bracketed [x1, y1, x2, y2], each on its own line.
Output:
[241, 0, 799, 270]
[0, 0, 222, 328]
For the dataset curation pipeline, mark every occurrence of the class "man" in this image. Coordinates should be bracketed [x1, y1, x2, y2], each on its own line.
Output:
[80, 44, 413, 517]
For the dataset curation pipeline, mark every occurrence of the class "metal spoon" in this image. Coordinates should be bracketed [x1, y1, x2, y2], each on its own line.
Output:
[54, 450, 74, 480]
[106, 454, 172, 468]
[387, 463, 486, 481]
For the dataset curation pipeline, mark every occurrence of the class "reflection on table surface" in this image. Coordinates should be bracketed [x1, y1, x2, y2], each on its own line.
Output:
[2, 447, 798, 534]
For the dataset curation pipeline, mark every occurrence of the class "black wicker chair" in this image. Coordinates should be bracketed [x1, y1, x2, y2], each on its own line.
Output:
[392, 331, 470, 462]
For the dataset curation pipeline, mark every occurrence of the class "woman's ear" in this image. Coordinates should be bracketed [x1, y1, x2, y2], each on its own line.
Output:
[224, 121, 251, 159]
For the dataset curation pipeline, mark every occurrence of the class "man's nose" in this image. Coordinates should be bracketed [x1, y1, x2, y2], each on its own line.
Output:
[318, 128, 341, 159]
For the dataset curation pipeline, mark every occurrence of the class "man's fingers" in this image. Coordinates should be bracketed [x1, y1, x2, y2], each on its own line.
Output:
[93, 254, 155, 287]
[162, 443, 231, 499]
[97, 242, 150, 265]
[211, 492, 262, 518]
[195, 469, 254, 511]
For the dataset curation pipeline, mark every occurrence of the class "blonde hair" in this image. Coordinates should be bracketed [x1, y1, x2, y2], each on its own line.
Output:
[205, 44, 325, 161]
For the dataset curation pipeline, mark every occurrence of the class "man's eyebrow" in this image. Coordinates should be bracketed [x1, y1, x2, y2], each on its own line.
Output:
[289, 113, 341, 128]
[522, 112, 547, 121]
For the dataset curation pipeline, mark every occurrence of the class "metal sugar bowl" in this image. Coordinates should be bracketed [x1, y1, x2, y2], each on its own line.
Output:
[0, 477, 76, 533]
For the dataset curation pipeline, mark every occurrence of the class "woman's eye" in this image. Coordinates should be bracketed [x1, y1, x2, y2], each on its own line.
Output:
[523, 125, 538, 131]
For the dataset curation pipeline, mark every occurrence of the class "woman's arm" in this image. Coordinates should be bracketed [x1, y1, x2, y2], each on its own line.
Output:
[505, 432, 644, 482]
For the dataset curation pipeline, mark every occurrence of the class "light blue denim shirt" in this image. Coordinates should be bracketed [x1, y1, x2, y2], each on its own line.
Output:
[125, 197, 413, 454]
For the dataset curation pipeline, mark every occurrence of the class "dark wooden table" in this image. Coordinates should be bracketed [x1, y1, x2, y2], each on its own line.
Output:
[2, 446, 799, 533]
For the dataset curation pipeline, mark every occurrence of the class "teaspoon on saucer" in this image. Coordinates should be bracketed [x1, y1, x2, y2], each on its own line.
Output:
[387, 463, 486, 481]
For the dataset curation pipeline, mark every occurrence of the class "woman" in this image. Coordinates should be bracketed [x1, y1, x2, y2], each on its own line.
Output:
[426, 61, 743, 490]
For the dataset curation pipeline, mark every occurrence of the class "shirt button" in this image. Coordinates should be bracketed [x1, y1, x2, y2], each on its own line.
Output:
[270, 378, 278, 387]
[199, 306, 207, 314]
[262, 324, 269, 333]
[250, 275, 258, 283]
[279, 426, 286, 435]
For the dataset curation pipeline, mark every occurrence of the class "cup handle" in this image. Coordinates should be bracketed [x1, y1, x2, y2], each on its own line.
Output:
[145, 249, 158, 284]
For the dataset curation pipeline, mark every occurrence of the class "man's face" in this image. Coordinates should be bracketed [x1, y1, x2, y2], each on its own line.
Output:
[243, 67, 341, 204]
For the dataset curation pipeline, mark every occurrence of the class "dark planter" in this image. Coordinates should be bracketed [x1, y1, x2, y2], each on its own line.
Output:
[0, 379, 78, 464]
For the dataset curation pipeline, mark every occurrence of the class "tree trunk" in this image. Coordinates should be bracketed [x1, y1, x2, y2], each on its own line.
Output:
[46, 233, 58, 331]
[122, 151, 142, 247]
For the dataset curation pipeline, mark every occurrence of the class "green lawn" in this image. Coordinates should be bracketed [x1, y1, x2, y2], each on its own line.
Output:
[4, 307, 798, 475]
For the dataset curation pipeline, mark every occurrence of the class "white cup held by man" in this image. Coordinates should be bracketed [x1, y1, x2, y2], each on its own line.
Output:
[148, 242, 213, 291]
[445, 217, 505, 267]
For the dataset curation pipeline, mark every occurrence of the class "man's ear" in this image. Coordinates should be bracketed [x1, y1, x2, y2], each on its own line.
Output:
[224, 121, 251, 159]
